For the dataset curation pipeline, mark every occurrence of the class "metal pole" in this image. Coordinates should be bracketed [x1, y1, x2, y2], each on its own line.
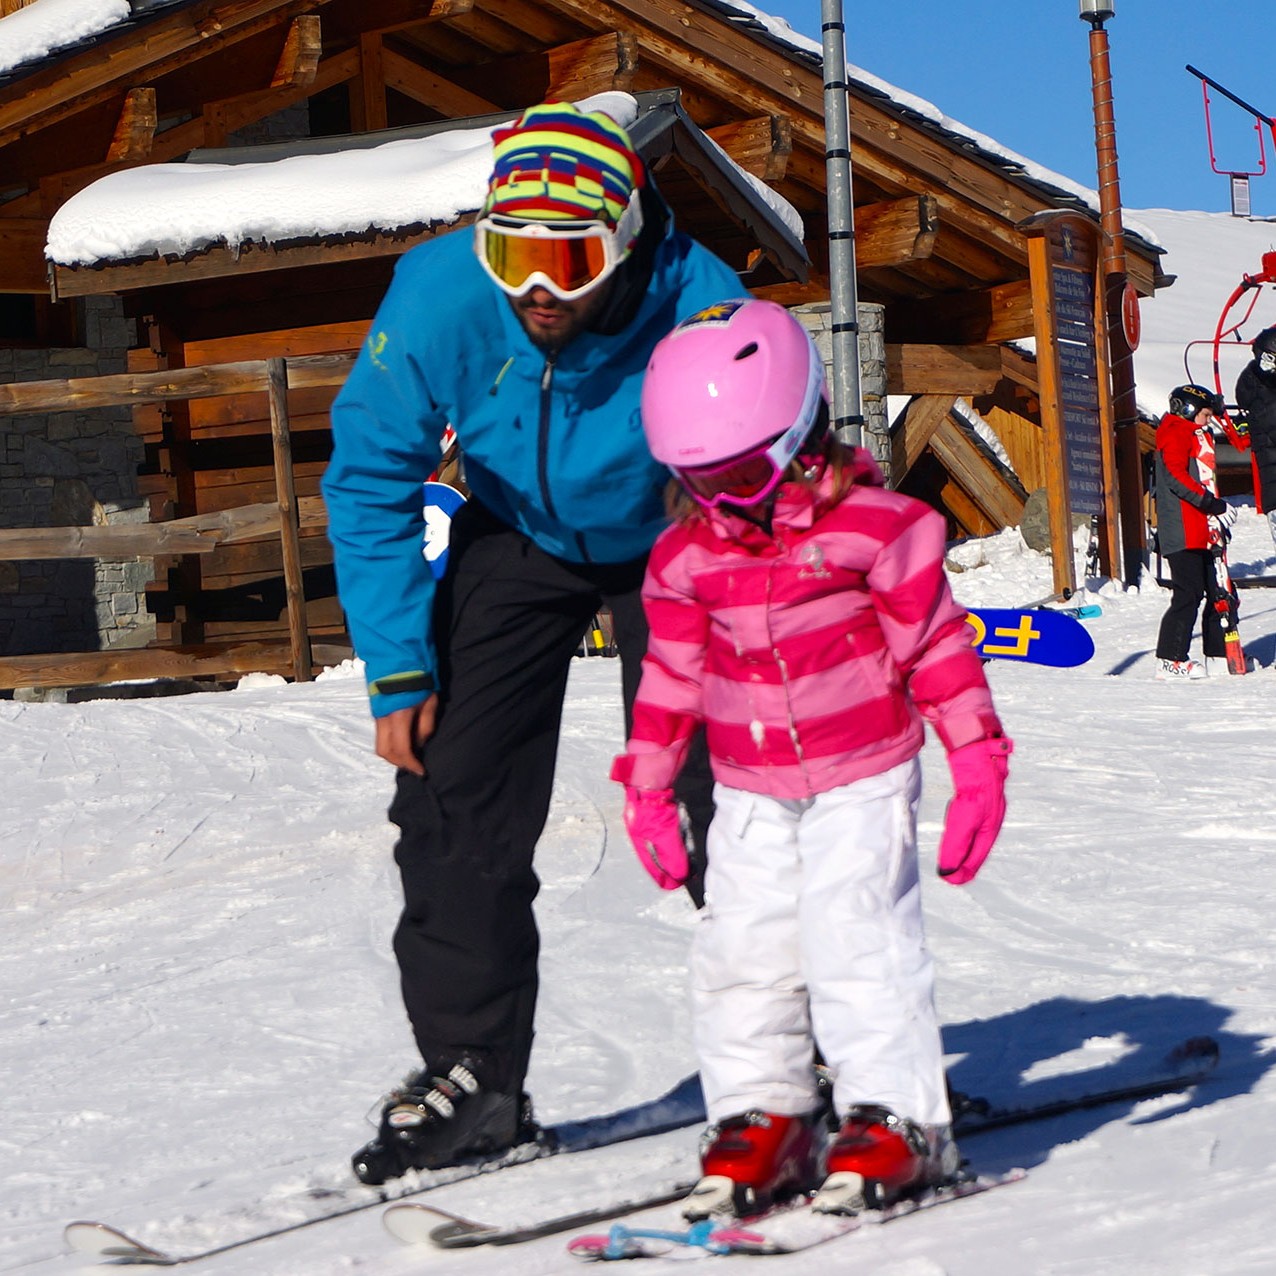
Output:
[1083, 8, 1144, 585]
[821, 0, 863, 447]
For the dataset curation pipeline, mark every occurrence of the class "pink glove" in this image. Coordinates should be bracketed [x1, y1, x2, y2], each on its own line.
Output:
[937, 736, 1013, 885]
[621, 786, 689, 890]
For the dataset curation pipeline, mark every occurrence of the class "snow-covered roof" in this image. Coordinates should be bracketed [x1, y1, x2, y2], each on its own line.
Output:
[4, 0, 1162, 261]
[45, 90, 808, 277]
[0, 0, 190, 80]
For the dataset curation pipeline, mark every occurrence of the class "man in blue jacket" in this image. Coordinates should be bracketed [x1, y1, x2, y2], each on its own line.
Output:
[323, 101, 743, 1183]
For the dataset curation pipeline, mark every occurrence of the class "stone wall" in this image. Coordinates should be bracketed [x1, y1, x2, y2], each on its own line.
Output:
[792, 301, 890, 472]
[0, 296, 154, 657]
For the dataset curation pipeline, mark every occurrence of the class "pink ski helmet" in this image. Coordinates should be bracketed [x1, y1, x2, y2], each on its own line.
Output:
[641, 298, 827, 507]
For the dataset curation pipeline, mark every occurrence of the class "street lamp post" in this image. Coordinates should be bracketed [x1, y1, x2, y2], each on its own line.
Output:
[1080, 0, 1145, 585]
[821, 0, 863, 448]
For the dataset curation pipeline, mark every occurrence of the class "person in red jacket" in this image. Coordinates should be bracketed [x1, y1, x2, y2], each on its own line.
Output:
[1153, 384, 1238, 680]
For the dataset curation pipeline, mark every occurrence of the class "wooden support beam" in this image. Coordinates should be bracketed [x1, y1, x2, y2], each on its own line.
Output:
[886, 279, 1035, 346]
[381, 45, 499, 116]
[706, 116, 791, 182]
[106, 88, 157, 163]
[265, 358, 313, 683]
[271, 14, 322, 89]
[1000, 345, 1041, 394]
[325, 0, 474, 40]
[853, 195, 938, 270]
[0, 218, 50, 294]
[544, 31, 639, 99]
[928, 417, 1026, 529]
[354, 32, 389, 132]
[890, 394, 958, 483]
[0, 1, 343, 149]
[13, 49, 359, 225]
[885, 342, 1003, 396]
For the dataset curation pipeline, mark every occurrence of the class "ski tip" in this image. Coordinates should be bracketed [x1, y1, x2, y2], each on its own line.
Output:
[382, 1202, 499, 1248]
[64, 1220, 173, 1264]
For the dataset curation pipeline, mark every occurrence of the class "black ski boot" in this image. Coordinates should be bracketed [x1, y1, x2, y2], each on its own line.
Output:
[352, 1053, 537, 1185]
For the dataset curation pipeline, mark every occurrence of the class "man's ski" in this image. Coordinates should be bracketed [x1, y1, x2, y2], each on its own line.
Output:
[382, 1035, 1217, 1253]
[564, 1171, 1025, 1260]
[63, 1073, 708, 1266]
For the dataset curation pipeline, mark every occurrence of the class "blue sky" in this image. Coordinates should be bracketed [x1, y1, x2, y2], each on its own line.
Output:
[762, 2, 1275, 219]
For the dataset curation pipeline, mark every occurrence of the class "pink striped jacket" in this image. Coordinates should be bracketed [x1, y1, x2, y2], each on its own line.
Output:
[614, 451, 1002, 799]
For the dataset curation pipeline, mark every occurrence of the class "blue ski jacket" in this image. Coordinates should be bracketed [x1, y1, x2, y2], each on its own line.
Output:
[323, 221, 743, 717]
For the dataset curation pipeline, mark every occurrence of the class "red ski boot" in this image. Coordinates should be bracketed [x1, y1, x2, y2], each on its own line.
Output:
[682, 1111, 820, 1220]
[812, 1104, 957, 1215]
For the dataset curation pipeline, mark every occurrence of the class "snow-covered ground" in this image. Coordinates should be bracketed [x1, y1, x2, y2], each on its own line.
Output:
[3, 510, 1276, 1276]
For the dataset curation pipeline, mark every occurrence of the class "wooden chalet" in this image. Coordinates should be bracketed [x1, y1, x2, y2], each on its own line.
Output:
[0, 0, 1171, 690]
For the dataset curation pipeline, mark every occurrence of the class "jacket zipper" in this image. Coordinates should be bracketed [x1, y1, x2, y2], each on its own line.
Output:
[537, 354, 559, 522]
[536, 353, 594, 562]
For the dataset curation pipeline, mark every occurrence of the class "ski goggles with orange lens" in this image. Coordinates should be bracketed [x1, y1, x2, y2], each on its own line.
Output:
[474, 195, 642, 301]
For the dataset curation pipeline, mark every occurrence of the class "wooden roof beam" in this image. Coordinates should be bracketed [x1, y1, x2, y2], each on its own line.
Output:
[890, 394, 958, 482]
[271, 14, 322, 90]
[325, 0, 474, 40]
[855, 194, 938, 270]
[448, 32, 639, 106]
[1000, 345, 1040, 394]
[0, 218, 49, 294]
[886, 279, 1034, 345]
[354, 33, 389, 132]
[928, 416, 1026, 529]
[382, 45, 499, 116]
[20, 47, 362, 223]
[886, 342, 1002, 396]
[0, 1, 341, 148]
[544, 31, 639, 99]
[106, 88, 158, 163]
[706, 116, 792, 183]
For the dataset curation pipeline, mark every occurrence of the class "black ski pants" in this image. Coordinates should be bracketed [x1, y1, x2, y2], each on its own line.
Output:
[387, 501, 711, 1096]
[1156, 548, 1228, 661]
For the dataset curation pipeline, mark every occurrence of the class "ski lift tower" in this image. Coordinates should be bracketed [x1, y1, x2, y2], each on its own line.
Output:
[1186, 65, 1274, 218]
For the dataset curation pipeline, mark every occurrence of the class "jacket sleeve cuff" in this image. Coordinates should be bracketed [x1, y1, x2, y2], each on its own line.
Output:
[934, 712, 1004, 754]
[367, 669, 437, 719]
[610, 750, 680, 791]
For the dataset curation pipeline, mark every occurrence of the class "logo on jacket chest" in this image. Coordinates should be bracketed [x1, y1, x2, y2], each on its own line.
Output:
[796, 542, 831, 579]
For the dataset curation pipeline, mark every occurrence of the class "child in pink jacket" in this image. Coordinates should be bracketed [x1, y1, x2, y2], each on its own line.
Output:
[610, 299, 1012, 1221]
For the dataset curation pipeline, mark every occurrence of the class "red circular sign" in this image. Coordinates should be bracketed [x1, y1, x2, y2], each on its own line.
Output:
[1121, 282, 1141, 351]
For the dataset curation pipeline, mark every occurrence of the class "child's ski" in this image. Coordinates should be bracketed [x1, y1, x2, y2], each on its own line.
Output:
[564, 1171, 1025, 1260]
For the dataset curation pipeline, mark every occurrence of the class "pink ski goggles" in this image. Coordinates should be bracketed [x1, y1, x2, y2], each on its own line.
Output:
[675, 418, 811, 510]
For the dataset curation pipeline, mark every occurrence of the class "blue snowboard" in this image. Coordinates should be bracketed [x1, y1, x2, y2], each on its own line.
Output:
[422, 480, 467, 580]
[965, 607, 1094, 667]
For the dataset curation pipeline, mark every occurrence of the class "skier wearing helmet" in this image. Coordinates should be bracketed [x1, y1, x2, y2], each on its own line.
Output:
[611, 298, 1011, 1221]
[1153, 384, 1237, 679]
[323, 102, 743, 1184]
[1235, 326, 1276, 551]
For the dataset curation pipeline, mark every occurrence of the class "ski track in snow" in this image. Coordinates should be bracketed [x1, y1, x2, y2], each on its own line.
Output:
[3, 516, 1276, 1274]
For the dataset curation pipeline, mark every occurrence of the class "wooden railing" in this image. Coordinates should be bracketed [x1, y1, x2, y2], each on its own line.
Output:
[0, 352, 355, 692]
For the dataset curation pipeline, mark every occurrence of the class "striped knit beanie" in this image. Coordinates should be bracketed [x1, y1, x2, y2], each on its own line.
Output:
[483, 102, 645, 227]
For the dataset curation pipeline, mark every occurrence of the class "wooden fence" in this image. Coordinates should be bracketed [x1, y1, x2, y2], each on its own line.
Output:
[0, 352, 354, 692]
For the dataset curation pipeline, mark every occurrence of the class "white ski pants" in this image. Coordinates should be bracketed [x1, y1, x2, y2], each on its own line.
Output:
[691, 757, 950, 1127]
